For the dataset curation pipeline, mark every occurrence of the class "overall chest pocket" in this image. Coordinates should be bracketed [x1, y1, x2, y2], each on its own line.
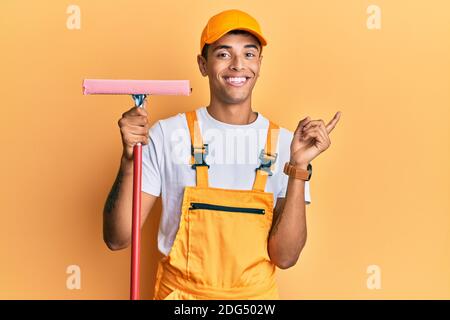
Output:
[189, 202, 265, 215]
[185, 199, 273, 288]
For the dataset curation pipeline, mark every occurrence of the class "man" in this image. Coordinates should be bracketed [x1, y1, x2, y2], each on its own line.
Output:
[103, 9, 341, 299]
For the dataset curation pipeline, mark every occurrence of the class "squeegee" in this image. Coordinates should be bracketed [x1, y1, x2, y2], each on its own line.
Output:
[83, 79, 191, 300]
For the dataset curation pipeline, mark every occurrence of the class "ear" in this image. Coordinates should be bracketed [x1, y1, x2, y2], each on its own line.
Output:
[256, 54, 263, 78]
[197, 54, 208, 77]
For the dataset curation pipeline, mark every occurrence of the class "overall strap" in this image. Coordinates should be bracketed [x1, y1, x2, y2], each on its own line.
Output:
[252, 121, 280, 192]
[185, 110, 209, 188]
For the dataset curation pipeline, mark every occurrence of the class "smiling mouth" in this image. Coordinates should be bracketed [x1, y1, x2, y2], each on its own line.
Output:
[223, 76, 250, 87]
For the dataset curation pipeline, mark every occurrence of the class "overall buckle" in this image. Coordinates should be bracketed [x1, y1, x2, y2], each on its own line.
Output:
[191, 144, 210, 169]
[256, 149, 278, 176]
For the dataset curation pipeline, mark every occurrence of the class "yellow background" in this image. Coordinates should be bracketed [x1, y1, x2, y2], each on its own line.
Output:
[0, 0, 449, 299]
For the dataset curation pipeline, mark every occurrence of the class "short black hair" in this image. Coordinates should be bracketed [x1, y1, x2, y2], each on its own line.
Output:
[201, 29, 262, 61]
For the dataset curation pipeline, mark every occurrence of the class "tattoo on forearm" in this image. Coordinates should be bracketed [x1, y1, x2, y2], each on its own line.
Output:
[104, 168, 124, 214]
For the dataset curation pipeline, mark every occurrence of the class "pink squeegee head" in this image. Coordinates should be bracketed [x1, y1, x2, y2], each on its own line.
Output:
[83, 79, 191, 96]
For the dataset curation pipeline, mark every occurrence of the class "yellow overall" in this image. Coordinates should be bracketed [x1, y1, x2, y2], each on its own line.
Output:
[153, 110, 280, 300]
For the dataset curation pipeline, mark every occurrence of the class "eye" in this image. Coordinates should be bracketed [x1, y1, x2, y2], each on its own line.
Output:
[246, 52, 256, 57]
[217, 52, 230, 58]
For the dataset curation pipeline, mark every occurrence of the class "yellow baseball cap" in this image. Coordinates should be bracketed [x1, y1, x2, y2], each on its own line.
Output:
[200, 9, 268, 53]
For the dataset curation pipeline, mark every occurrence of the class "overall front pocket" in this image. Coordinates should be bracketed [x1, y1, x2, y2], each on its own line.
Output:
[185, 200, 273, 287]
[189, 202, 265, 215]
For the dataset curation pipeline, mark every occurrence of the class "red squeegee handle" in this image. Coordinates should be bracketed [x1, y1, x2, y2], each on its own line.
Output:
[130, 94, 145, 300]
[130, 142, 142, 300]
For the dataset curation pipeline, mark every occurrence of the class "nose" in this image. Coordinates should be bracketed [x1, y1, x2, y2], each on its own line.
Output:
[229, 55, 245, 72]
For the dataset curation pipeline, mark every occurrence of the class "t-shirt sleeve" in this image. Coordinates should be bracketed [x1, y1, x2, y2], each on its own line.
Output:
[142, 120, 163, 197]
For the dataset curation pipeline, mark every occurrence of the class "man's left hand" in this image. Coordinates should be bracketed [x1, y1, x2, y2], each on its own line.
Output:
[289, 111, 342, 167]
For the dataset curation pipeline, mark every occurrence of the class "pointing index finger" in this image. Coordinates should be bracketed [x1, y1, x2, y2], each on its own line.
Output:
[326, 111, 341, 133]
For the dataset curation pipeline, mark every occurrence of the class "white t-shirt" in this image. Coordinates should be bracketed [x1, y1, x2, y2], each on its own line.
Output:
[142, 107, 311, 256]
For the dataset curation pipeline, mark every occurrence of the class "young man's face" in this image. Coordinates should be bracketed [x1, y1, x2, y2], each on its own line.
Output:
[197, 33, 263, 105]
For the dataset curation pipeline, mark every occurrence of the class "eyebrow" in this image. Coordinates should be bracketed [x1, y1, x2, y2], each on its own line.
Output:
[212, 44, 260, 52]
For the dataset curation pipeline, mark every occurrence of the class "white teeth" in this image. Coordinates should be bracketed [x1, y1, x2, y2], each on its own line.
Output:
[225, 77, 247, 83]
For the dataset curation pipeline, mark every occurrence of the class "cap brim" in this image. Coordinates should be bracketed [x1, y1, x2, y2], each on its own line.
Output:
[205, 27, 267, 48]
